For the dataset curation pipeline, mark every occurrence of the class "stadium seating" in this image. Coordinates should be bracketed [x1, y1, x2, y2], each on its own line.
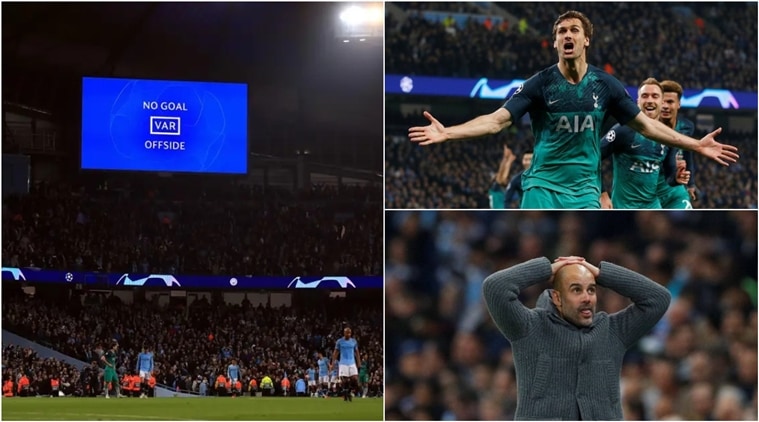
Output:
[2, 180, 381, 276]
[386, 2, 757, 90]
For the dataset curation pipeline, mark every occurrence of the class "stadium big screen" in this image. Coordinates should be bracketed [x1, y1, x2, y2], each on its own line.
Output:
[81, 77, 248, 174]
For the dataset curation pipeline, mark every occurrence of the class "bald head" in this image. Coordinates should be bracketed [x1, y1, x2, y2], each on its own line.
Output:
[551, 263, 597, 327]
[553, 263, 595, 291]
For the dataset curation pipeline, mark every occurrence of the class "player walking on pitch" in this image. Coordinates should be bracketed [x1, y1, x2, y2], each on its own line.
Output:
[331, 327, 361, 402]
[409, 10, 738, 209]
[136, 345, 154, 399]
[101, 342, 124, 399]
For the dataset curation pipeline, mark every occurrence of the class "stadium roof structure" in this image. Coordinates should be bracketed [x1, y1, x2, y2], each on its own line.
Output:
[2, 2, 383, 172]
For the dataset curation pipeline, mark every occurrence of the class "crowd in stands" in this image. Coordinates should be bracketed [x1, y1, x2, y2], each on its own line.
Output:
[2, 345, 82, 397]
[2, 287, 383, 398]
[385, 211, 758, 420]
[2, 179, 382, 276]
[385, 125, 757, 209]
[387, 2, 757, 91]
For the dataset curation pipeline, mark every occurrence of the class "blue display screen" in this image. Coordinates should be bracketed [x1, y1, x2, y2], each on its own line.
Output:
[81, 77, 248, 174]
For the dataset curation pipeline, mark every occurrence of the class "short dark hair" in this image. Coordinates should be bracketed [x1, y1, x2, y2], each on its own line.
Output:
[553, 11, 594, 42]
[660, 80, 684, 100]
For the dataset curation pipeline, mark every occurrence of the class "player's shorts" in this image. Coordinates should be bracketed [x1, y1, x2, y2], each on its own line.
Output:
[521, 187, 600, 209]
[139, 370, 151, 380]
[230, 378, 238, 387]
[330, 376, 339, 385]
[103, 369, 119, 384]
[339, 364, 358, 377]
[659, 186, 692, 209]
[611, 197, 662, 209]
[359, 375, 368, 384]
[308, 380, 316, 386]
[319, 375, 330, 384]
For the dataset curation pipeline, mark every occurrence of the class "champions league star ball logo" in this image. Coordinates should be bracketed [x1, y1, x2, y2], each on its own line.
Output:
[287, 277, 357, 289]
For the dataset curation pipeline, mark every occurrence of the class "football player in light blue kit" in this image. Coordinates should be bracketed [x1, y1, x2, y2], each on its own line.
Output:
[136, 346, 154, 399]
[317, 352, 330, 397]
[331, 327, 361, 402]
[307, 366, 317, 397]
[409, 10, 738, 209]
[227, 359, 240, 397]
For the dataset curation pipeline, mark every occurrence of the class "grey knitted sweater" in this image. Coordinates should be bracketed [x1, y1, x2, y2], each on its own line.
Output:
[482, 257, 671, 421]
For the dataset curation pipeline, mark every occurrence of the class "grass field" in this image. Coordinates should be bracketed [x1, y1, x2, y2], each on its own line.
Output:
[1, 396, 384, 420]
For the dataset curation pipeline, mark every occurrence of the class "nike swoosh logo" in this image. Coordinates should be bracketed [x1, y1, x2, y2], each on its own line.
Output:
[631, 144, 641, 149]
[548, 99, 559, 105]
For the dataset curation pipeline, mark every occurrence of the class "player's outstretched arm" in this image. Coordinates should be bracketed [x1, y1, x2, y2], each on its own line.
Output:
[409, 108, 512, 146]
[626, 112, 739, 166]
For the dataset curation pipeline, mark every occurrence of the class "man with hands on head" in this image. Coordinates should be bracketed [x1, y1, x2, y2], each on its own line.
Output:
[482, 256, 671, 420]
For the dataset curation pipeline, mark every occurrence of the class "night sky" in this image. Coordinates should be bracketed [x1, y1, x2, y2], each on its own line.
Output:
[3, 2, 383, 169]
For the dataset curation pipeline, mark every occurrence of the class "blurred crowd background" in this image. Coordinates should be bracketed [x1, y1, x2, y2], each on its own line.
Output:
[386, 2, 757, 90]
[384, 2, 758, 209]
[385, 211, 757, 420]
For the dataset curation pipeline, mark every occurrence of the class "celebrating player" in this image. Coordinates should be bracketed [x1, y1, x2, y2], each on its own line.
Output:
[409, 10, 738, 209]
[599, 78, 689, 208]
[135, 345, 154, 399]
[658, 79, 697, 208]
[489, 146, 533, 209]
[331, 327, 361, 402]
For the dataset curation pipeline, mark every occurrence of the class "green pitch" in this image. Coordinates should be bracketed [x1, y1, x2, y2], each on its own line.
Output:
[1, 397, 383, 420]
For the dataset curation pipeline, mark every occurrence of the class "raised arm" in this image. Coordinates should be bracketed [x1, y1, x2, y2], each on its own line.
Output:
[596, 261, 671, 348]
[495, 146, 516, 186]
[482, 257, 583, 341]
[626, 112, 738, 166]
[409, 108, 513, 146]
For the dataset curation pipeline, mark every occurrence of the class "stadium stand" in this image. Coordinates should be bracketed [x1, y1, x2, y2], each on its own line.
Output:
[385, 211, 758, 420]
[387, 2, 757, 90]
[2, 180, 382, 276]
